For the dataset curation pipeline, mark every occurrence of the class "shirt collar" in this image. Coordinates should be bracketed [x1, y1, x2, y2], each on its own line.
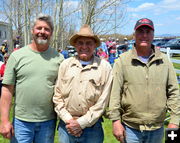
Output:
[70, 55, 100, 69]
[131, 44, 163, 62]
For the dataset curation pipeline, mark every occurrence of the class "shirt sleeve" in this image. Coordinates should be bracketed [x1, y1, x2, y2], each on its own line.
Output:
[2, 54, 16, 85]
[53, 61, 73, 122]
[166, 60, 180, 126]
[108, 57, 124, 121]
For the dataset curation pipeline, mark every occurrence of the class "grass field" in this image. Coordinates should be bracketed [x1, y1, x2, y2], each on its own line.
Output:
[172, 55, 180, 70]
[0, 56, 179, 143]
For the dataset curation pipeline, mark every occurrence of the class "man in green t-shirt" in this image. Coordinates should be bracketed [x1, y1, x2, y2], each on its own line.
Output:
[0, 14, 64, 143]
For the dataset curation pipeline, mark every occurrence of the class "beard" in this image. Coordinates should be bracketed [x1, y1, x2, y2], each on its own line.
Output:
[33, 34, 50, 45]
[36, 39, 48, 45]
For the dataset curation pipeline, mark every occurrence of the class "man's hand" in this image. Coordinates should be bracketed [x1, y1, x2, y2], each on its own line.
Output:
[112, 120, 126, 143]
[0, 121, 14, 139]
[66, 119, 82, 137]
[167, 123, 179, 128]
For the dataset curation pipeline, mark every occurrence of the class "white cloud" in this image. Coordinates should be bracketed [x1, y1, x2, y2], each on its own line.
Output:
[128, 0, 180, 15]
[162, 0, 177, 4]
[137, 3, 155, 9]
[151, 1, 180, 16]
[176, 17, 180, 20]
[128, 3, 155, 12]
[155, 23, 164, 27]
[64, 0, 79, 9]
[131, 13, 140, 18]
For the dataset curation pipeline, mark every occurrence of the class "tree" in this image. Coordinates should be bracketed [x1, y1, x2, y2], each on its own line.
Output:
[80, 0, 130, 36]
[0, 0, 131, 51]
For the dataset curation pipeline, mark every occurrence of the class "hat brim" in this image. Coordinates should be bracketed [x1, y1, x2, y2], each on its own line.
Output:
[70, 34, 101, 47]
[135, 24, 154, 30]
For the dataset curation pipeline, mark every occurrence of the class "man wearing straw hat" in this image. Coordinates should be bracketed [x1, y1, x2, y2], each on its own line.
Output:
[53, 24, 112, 143]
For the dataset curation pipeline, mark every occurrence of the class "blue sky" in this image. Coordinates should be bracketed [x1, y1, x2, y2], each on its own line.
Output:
[1, 0, 179, 36]
[122, 0, 180, 35]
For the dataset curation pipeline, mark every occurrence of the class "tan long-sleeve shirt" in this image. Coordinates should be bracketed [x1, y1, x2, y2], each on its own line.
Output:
[53, 56, 112, 129]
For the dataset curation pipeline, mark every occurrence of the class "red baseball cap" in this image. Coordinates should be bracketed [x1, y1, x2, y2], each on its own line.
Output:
[134, 18, 154, 30]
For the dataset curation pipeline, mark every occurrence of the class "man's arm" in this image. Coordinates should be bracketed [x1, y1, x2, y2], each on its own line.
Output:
[108, 57, 126, 142]
[53, 61, 81, 136]
[112, 120, 126, 143]
[166, 59, 180, 128]
[0, 85, 14, 139]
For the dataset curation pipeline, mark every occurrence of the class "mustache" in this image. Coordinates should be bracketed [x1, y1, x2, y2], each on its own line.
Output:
[36, 34, 48, 40]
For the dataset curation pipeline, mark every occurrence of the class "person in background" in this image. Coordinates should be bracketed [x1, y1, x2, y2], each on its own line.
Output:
[0, 14, 64, 143]
[0, 53, 9, 97]
[98, 38, 109, 56]
[97, 48, 108, 61]
[53, 24, 112, 143]
[108, 18, 180, 143]
[0, 46, 4, 62]
[1, 40, 8, 55]
[13, 36, 20, 49]
[61, 47, 69, 59]
[13, 44, 20, 52]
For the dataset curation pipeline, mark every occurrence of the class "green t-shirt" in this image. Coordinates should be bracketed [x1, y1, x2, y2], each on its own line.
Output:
[2, 46, 64, 122]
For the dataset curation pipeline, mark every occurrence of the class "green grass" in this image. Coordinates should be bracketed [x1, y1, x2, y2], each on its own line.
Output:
[172, 56, 180, 70]
[103, 118, 119, 143]
[172, 56, 180, 79]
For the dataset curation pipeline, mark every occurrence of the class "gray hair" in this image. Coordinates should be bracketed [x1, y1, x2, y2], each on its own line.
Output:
[32, 13, 54, 32]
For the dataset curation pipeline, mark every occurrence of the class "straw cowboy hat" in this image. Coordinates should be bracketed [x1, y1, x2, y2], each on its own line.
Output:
[69, 24, 101, 47]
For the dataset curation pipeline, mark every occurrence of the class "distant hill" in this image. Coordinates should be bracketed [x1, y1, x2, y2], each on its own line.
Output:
[156, 33, 180, 37]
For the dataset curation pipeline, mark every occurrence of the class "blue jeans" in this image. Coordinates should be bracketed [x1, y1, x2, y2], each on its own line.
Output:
[11, 118, 56, 143]
[124, 124, 164, 143]
[58, 118, 104, 143]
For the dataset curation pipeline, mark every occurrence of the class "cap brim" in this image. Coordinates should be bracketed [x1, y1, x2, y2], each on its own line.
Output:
[135, 24, 154, 30]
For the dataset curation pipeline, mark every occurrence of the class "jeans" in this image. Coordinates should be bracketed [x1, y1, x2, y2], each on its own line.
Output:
[11, 118, 56, 143]
[124, 124, 164, 143]
[58, 118, 104, 143]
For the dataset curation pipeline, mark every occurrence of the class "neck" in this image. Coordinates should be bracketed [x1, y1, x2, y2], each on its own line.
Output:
[136, 46, 152, 57]
[29, 41, 49, 52]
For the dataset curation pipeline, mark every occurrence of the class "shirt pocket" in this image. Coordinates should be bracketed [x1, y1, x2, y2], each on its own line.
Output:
[60, 76, 74, 97]
[85, 79, 103, 105]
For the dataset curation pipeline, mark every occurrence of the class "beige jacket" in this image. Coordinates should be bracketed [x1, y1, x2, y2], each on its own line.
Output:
[109, 46, 180, 130]
[53, 56, 112, 129]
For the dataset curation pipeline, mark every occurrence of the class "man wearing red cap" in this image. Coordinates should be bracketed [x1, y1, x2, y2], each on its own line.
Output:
[108, 18, 179, 143]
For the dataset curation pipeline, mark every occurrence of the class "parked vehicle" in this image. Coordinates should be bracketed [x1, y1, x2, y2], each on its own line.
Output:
[160, 38, 180, 50]
[153, 38, 171, 49]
